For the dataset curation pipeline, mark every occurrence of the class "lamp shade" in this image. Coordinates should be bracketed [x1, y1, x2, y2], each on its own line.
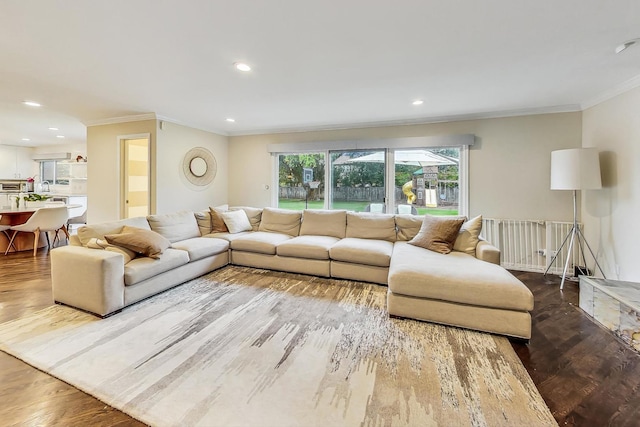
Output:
[550, 148, 602, 190]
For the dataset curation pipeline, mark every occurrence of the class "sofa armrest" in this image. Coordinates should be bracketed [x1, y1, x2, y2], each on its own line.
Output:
[51, 246, 126, 317]
[476, 240, 501, 265]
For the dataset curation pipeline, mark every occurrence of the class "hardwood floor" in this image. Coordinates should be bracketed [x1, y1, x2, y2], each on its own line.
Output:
[1, 248, 639, 426]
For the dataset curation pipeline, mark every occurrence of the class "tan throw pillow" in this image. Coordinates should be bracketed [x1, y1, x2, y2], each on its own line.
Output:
[86, 237, 137, 264]
[221, 210, 252, 234]
[453, 215, 483, 255]
[104, 226, 171, 259]
[209, 205, 229, 233]
[409, 215, 466, 254]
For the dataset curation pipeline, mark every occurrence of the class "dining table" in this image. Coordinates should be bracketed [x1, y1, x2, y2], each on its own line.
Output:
[0, 204, 82, 253]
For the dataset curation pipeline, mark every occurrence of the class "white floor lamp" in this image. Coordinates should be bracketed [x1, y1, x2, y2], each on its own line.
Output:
[544, 148, 606, 289]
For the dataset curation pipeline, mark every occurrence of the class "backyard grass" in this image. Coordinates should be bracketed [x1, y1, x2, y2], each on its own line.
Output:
[278, 199, 458, 215]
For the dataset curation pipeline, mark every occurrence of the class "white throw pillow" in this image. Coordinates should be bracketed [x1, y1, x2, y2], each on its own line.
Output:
[221, 210, 252, 234]
[453, 215, 483, 255]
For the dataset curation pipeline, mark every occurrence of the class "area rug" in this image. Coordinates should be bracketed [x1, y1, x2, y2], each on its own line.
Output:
[0, 266, 556, 426]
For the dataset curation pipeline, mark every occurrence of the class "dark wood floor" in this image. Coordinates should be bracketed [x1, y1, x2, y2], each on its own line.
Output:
[1, 248, 639, 426]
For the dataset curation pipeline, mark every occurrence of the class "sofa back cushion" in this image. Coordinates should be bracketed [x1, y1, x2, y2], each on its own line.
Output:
[77, 216, 151, 246]
[299, 209, 347, 238]
[194, 209, 212, 236]
[453, 215, 483, 255]
[394, 214, 424, 241]
[346, 212, 396, 242]
[230, 206, 263, 231]
[147, 211, 200, 243]
[258, 207, 302, 237]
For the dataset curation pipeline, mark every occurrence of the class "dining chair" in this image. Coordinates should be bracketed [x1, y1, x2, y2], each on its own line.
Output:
[4, 207, 70, 256]
[67, 209, 87, 231]
[0, 220, 17, 253]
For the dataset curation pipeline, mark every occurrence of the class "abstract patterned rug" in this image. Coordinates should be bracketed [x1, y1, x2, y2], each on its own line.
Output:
[0, 266, 556, 426]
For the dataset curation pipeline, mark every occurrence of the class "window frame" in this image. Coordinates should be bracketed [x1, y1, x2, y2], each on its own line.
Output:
[273, 144, 469, 216]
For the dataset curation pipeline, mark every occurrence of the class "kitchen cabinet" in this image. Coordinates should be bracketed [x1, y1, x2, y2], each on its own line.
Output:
[0, 145, 35, 179]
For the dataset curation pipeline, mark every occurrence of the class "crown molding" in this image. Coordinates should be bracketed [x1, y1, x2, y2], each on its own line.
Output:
[581, 73, 640, 110]
[156, 115, 229, 137]
[226, 104, 582, 137]
[83, 113, 157, 127]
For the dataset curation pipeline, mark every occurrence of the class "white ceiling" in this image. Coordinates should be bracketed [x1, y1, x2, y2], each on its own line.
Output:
[1, 0, 639, 147]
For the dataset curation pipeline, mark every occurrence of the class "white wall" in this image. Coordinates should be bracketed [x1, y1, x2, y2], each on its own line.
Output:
[155, 121, 228, 214]
[87, 119, 157, 223]
[582, 86, 640, 281]
[229, 112, 582, 221]
[87, 119, 228, 224]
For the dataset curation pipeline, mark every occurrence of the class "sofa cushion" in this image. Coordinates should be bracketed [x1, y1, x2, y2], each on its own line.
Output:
[346, 212, 396, 242]
[277, 235, 340, 260]
[104, 226, 171, 259]
[209, 204, 229, 233]
[329, 237, 394, 267]
[77, 217, 150, 246]
[299, 209, 347, 238]
[204, 231, 253, 242]
[258, 207, 302, 237]
[230, 231, 292, 255]
[453, 215, 483, 256]
[194, 210, 213, 236]
[230, 206, 263, 231]
[221, 210, 253, 233]
[147, 211, 201, 243]
[409, 215, 465, 254]
[395, 214, 423, 241]
[389, 242, 533, 312]
[171, 237, 229, 262]
[124, 248, 190, 286]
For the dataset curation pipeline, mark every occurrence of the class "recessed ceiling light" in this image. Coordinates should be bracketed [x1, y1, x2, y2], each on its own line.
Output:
[225, 118, 236, 123]
[21, 138, 30, 141]
[56, 135, 65, 139]
[234, 62, 251, 72]
[615, 38, 639, 54]
[412, 100, 424, 105]
[23, 100, 42, 107]
[48, 127, 59, 131]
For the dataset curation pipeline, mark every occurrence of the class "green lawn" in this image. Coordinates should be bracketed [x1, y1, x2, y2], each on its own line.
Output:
[278, 199, 458, 216]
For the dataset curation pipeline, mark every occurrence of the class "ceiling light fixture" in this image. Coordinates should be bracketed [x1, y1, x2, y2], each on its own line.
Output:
[225, 118, 236, 123]
[22, 138, 30, 141]
[412, 100, 424, 105]
[56, 135, 65, 139]
[23, 100, 42, 107]
[615, 38, 640, 54]
[48, 127, 59, 131]
[234, 62, 251, 72]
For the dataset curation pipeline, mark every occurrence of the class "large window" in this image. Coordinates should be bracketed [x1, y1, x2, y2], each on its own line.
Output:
[275, 145, 465, 216]
[277, 153, 325, 210]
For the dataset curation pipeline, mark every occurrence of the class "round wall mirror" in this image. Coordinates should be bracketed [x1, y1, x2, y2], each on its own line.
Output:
[182, 147, 216, 186]
[190, 157, 208, 177]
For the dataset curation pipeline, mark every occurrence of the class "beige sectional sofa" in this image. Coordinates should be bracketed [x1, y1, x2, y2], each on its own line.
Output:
[51, 207, 534, 339]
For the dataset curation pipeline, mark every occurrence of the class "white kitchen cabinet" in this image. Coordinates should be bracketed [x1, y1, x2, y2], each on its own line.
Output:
[0, 145, 35, 179]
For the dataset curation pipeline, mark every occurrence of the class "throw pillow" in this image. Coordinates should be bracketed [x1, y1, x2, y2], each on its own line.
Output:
[409, 215, 465, 254]
[221, 209, 252, 234]
[453, 215, 483, 255]
[209, 204, 229, 233]
[86, 237, 137, 264]
[104, 226, 171, 259]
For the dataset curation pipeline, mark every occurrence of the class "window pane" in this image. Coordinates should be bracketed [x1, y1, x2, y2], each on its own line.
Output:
[331, 150, 385, 212]
[55, 162, 71, 185]
[278, 153, 325, 210]
[41, 161, 55, 183]
[394, 148, 459, 216]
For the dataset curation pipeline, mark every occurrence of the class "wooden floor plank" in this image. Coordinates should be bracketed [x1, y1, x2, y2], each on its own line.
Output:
[1, 250, 639, 426]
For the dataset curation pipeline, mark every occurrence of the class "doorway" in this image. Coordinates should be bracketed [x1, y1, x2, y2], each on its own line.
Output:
[120, 136, 150, 219]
